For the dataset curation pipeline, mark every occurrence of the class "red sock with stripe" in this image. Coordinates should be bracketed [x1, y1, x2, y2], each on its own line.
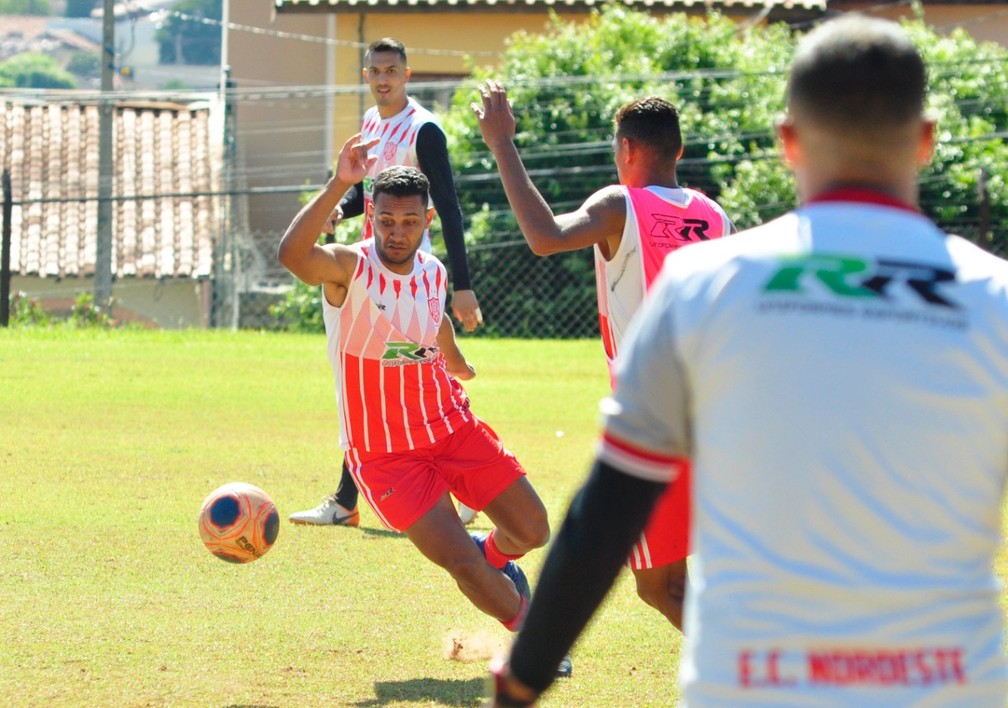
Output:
[501, 594, 528, 632]
[484, 529, 524, 570]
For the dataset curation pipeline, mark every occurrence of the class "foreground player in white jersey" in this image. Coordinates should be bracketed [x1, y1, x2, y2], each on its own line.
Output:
[280, 141, 571, 679]
[290, 37, 481, 527]
[474, 86, 733, 629]
[489, 15, 1008, 706]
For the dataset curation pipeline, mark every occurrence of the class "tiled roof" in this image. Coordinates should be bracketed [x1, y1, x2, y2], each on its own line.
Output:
[276, 0, 826, 10]
[1, 99, 220, 279]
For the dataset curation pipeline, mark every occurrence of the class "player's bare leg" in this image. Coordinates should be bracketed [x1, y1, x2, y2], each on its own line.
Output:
[480, 476, 550, 555]
[406, 493, 523, 622]
[632, 558, 688, 631]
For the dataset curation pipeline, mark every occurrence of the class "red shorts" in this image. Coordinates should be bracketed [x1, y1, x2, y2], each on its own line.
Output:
[346, 417, 525, 532]
[627, 463, 691, 570]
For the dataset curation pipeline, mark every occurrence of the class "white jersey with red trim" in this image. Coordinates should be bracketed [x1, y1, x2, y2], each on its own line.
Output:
[358, 98, 438, 245]
[322, 240, 471, 454]
[594, 185, 732, 379]
[599, 192, 1008, 704]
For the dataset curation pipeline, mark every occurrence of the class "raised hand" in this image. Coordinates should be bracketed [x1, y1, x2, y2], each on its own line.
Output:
[334, 133, 379, 184]
[472, 79, 516, 152]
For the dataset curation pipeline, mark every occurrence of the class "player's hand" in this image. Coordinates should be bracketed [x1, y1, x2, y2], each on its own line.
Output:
[472, 79, 516, 153]
[451, 289, 483, 333]
[447, 360, 476, 381]
[334, 133, 378, 185]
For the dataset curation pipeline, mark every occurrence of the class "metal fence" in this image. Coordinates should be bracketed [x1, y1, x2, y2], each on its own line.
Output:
[2, 66, 1005, 334]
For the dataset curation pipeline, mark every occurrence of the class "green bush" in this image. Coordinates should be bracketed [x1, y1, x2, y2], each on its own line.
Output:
[0, 52, 76, 89]
[438, 8, 1008, 337]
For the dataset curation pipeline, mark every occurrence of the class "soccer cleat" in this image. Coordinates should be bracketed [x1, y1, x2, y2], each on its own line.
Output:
[555, 653, 573, 678]
[501, 558, 531, 605]
[457, 501, 478, 525]
[471, 532, 529, 600]
[470, 534, 571, 678]
[288, 494, 360, 526]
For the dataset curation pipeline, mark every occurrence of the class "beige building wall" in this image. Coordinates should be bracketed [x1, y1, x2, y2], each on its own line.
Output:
[12, 276, 210, 328]
[327, 13, 580, 140]
[833, 4, 1008, 48]
[227, 5, 585, 237]
[227, 4, 332, 238]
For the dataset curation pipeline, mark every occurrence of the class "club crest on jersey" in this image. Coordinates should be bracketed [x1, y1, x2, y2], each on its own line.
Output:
[381, 341, 438, 367]
[383, 141, 400, 162]
[428, 297, 442, 325]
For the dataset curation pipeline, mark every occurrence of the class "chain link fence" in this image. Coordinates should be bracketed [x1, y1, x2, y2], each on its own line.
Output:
[3, 63, 1006, 334]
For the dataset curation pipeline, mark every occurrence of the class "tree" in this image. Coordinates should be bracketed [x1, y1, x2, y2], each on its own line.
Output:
[156, 0, 221, 66]
[0, 53, 76, 89]
[0, 0, 49, 14]
[443, 7, 794, 336]
[438, 8, 1008, 336]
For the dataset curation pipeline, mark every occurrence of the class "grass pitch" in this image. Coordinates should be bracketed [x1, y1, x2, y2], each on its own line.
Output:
[0, 329, 682, 706]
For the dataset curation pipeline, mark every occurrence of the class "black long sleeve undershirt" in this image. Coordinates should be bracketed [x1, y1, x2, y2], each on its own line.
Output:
[509, 459, 666, 695]
[337, 122, 472, 291]
[415, 122, 471, 291]
[337, 181, 364, 220]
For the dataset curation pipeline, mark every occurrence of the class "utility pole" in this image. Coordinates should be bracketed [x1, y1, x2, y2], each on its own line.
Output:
[94, 0, 115, 311]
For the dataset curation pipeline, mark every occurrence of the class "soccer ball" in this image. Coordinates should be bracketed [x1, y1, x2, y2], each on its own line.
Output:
[198, 482, 280, 563]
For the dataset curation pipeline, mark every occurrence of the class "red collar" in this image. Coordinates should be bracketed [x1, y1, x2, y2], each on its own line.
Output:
[807, 188, 919, 214]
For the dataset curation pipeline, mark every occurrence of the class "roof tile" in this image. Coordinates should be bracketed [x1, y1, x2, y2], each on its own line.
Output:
[276, 0, 826, 8]
[1, 99, 219, 280]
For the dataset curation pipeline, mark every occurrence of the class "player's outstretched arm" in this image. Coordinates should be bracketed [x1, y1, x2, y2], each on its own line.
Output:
[278, 135, 377, 285]
[472, 79, 626, 256]
[437, 316, 475, 381]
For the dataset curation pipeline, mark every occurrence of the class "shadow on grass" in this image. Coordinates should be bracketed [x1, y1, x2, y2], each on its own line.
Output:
[351, 677, 486, 706]
[359, 525, 405, 539]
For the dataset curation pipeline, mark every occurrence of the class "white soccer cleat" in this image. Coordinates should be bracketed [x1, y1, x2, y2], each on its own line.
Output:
[289, 494, 360, 526]
[457, 502, 478, 525]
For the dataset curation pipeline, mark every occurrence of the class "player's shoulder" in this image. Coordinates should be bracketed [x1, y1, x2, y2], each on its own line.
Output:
[407, 98, 441, 125]
[946, 233, 1008, 284]
[416, 248, 448, 273]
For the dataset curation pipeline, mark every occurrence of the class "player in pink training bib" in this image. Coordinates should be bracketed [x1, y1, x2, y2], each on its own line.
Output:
[475, 87, 733, 630]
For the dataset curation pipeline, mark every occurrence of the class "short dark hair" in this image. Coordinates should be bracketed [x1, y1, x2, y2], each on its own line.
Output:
[367, 38, 407, 64]
[787, 15, 926, 131]
[372, 166, 429, 205]
[614, 97, 683, 163]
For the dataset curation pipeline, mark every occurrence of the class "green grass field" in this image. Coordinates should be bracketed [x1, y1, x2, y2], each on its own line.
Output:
[0, 329, 685, 707]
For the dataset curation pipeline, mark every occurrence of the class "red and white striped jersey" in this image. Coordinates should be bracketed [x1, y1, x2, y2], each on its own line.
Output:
[322, 239, 472, 453]
[595, 185, 732, 380]
[358, 98, 438, 243]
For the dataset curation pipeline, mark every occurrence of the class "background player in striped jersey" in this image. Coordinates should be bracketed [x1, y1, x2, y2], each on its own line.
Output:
[290, 37, 481, 527]
[279, 142, 569, 677]
[474, 85, 734, 630]
[488, 15, 1008, 706]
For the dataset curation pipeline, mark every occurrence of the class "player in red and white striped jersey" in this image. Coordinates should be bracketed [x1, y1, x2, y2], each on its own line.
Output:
[291, 37, 480, 527]
[279, 138, 557, 649]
